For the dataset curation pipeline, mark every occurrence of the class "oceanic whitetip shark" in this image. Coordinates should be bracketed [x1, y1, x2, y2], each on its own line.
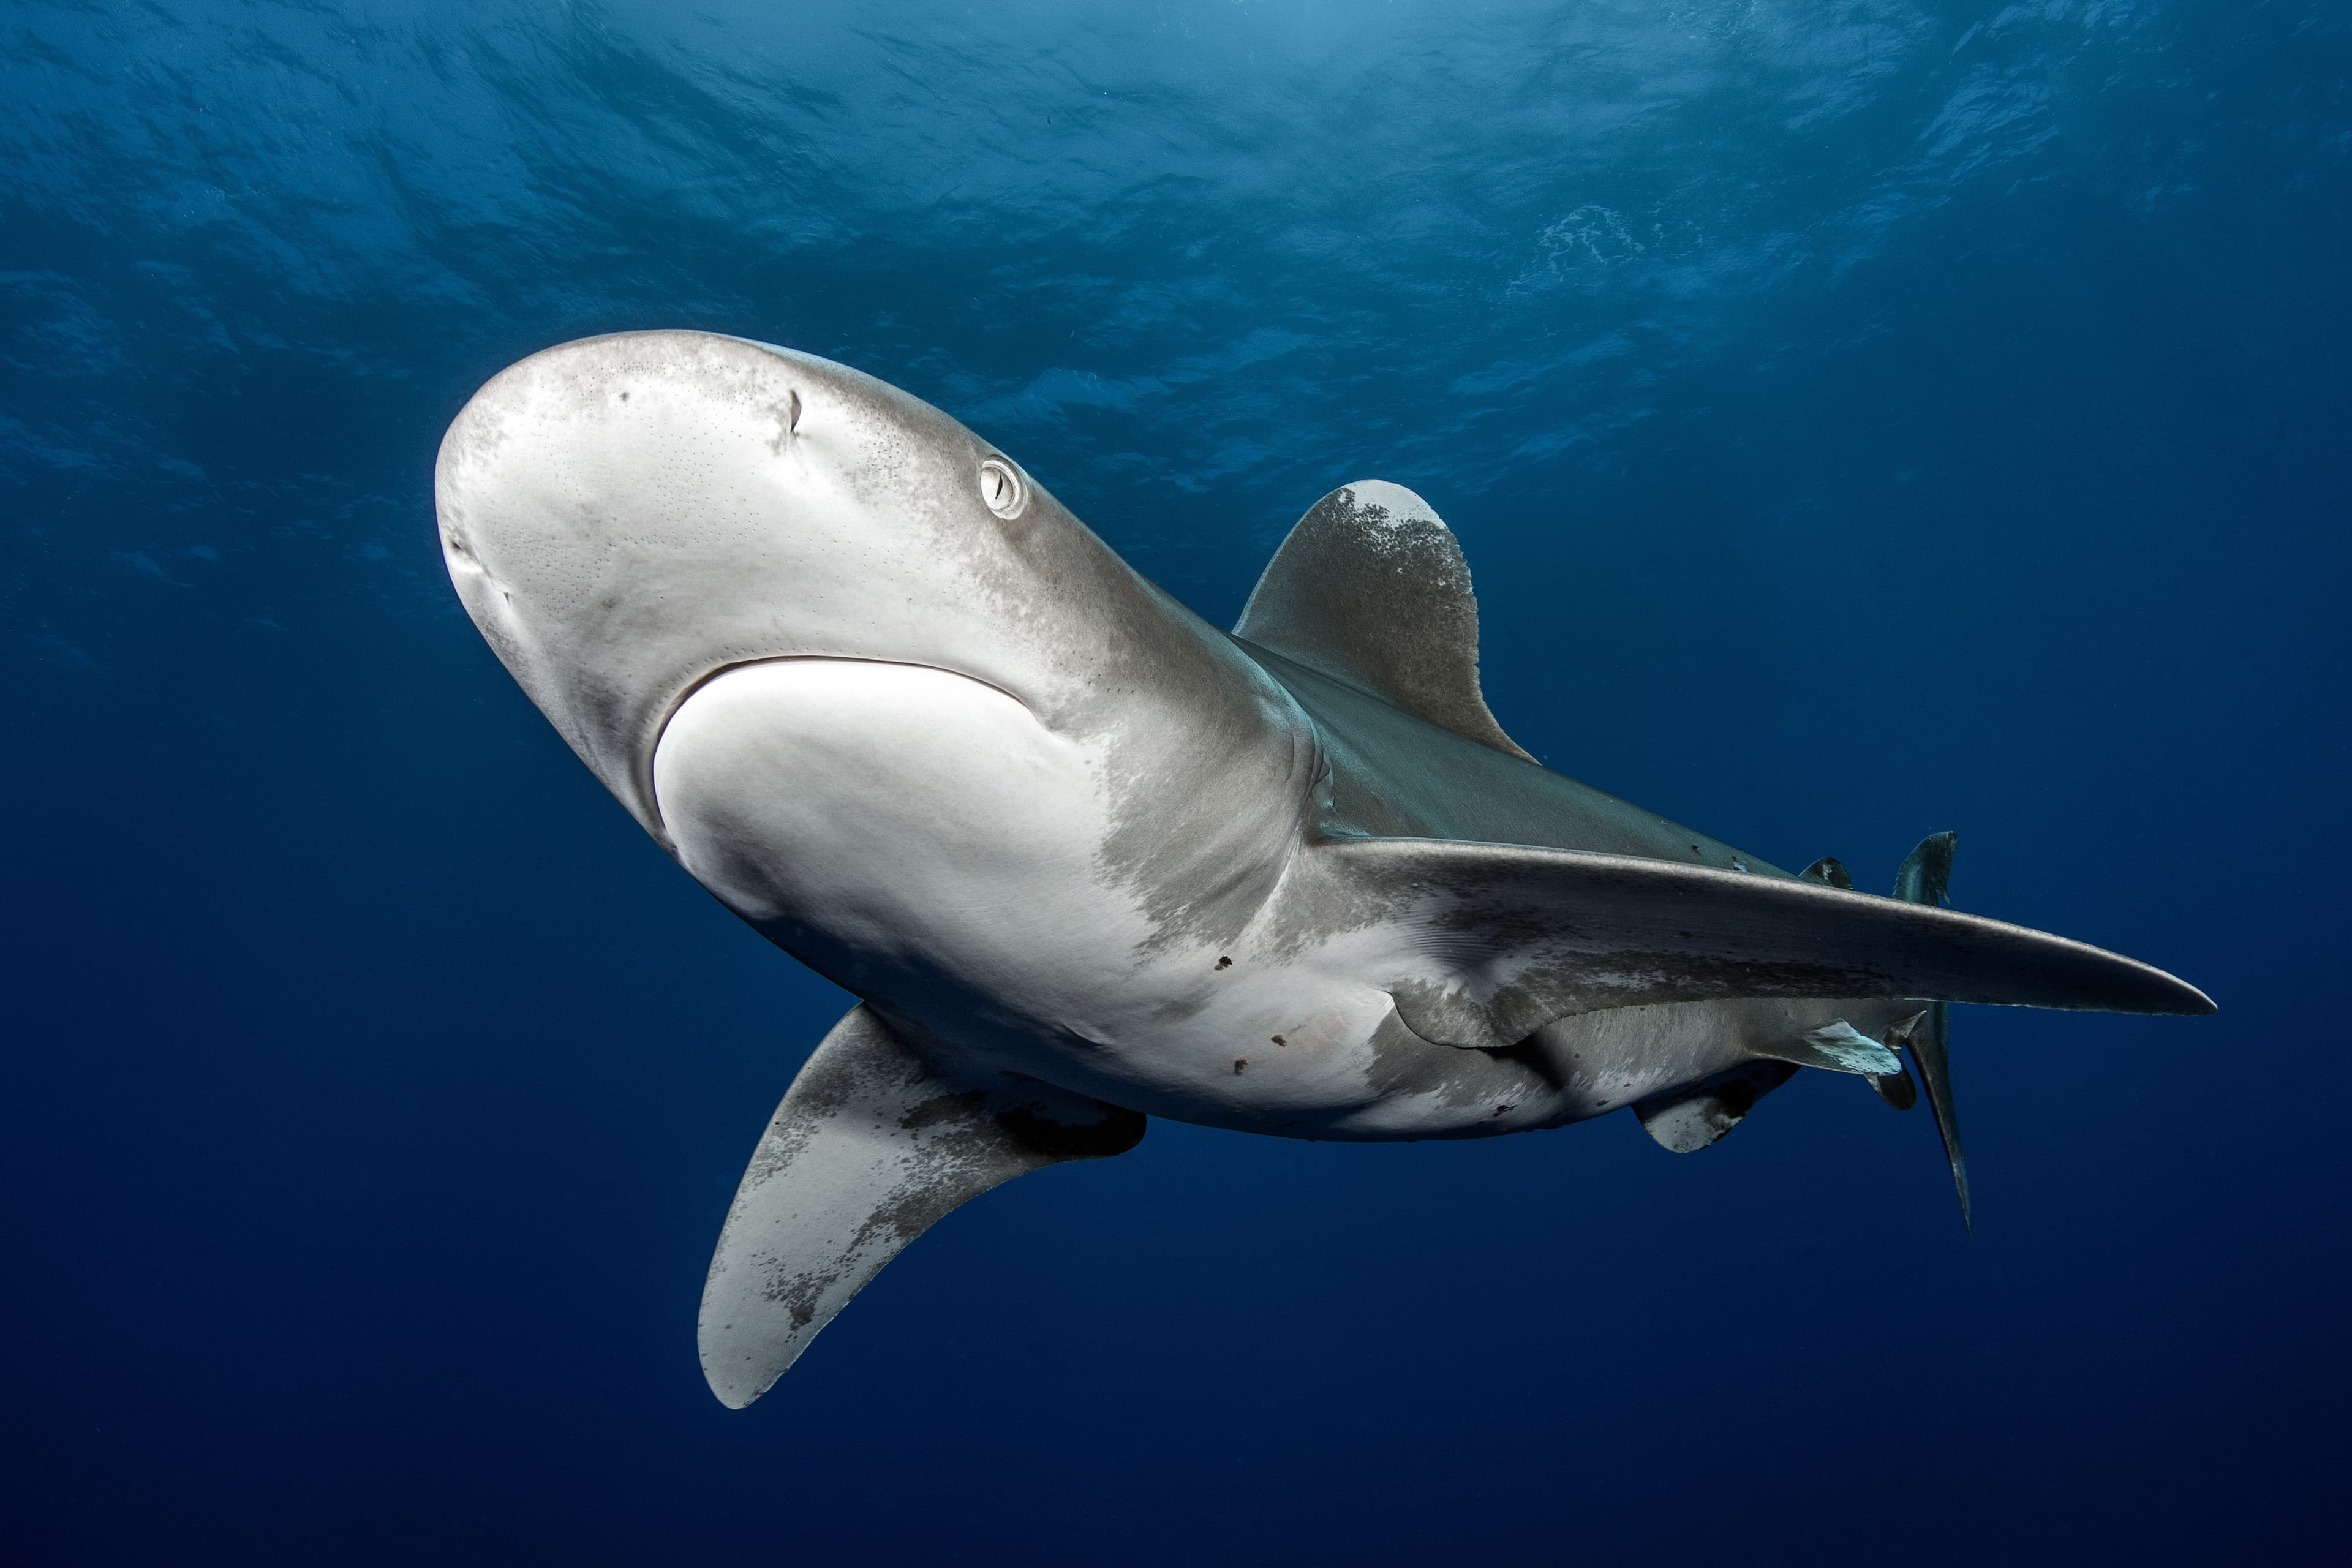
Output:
[437, 330, 2212, 1408]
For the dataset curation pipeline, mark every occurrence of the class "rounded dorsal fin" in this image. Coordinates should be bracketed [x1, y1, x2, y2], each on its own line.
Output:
[1232, 481, 1534, 761]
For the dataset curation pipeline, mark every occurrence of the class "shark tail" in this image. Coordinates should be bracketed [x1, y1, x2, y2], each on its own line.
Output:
[1892, 832, 1969, 1230]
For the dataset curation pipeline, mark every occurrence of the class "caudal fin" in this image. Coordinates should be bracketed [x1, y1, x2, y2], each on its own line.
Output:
[1893, 833, 1969, 1230]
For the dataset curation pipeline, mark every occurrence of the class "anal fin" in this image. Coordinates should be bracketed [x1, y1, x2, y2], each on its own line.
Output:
[698, 1005, 1143, 1407]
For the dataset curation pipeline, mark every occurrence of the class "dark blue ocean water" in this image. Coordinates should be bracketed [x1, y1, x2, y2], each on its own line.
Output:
[6, 2, 2346, 1562]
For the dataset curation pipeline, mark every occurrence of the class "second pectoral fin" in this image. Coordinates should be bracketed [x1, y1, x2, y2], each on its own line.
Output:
[698, 1005, 1143, 1409]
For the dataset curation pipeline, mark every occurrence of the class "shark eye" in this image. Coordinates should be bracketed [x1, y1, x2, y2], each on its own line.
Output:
[978, 458, 1028, 520]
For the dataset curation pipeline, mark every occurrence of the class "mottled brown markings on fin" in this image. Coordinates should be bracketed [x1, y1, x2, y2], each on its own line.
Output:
[700, 1005, 1144, 1407]
[1270, 1034, 1287, 1045]
[1234, 1058, 1248, 1074]
[1215, 955, 1232, 970]
[1232, 481, 1535, 762]
[895, 1088, 991, 1132]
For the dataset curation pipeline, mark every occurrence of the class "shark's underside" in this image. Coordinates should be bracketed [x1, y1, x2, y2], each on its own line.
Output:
[436, 331, 2211, 1407]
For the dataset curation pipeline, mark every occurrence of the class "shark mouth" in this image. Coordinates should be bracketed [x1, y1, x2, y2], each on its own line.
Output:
[641, 654, 1042, 837]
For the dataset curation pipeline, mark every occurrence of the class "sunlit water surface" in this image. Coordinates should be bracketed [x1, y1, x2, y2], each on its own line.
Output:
[6, 2, 2346, 1562]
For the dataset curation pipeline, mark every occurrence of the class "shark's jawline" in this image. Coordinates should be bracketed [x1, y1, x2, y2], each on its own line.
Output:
[643, 654, 1039, 831]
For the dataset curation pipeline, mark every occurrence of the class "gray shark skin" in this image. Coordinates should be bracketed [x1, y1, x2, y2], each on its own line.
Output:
[437, 330, 2212, 1407]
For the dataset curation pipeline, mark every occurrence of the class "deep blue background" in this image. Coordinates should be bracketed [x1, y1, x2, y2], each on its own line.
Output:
[6, 2, 2346, 1562]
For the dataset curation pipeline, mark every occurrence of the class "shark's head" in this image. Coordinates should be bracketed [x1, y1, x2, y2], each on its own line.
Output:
[437, 331, 1253, 848]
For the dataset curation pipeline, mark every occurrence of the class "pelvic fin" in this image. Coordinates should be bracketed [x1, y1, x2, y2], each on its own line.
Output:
[1634, 1060, 1799, 1153]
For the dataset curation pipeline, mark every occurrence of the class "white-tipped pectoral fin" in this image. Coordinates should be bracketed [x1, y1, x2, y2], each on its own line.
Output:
[698, 1005, 1144, 1408]
[1293, 834, 2213, 1055]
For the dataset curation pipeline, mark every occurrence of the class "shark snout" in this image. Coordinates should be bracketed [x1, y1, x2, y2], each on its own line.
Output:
[436, 330, 1085, 843]
[435, 331, 862, 839]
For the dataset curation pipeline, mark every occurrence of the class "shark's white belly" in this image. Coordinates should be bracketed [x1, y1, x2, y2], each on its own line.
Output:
[652, 658, 1136, 1012]
[647, 660, 1393, 1125]
[648, 658, 1889, 1139]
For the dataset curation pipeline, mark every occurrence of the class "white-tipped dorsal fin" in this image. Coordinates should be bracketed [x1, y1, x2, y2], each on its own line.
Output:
[698, 1005, 1143, 1408]
[1234, 481, 1534, 762]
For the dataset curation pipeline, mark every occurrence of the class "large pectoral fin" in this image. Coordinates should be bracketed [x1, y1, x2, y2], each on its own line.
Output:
[1300, 835, 2212, 1052]
[699, 1005, 1144, 1408]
